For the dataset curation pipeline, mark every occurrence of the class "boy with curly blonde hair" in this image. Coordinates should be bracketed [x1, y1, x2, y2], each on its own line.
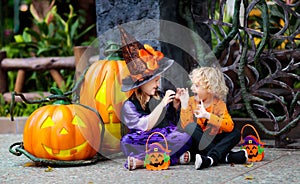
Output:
[178, 66, 248, 170]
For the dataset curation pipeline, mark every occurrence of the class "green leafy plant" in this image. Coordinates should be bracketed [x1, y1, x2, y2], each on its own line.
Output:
[3, 4, 95, 58]
[1, 1, 95, 117]
[248, 2, 300, 49]
[2, 2, 95, 92]
[0, 94, 44, 117]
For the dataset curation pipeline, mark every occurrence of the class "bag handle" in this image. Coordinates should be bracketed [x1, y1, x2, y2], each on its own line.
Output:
[145, 132, 169, 152]
[240, 124, 262, 143]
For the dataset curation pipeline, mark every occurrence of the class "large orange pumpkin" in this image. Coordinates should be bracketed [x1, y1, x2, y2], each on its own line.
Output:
[23, 93, 101, 161]
[80, 42, 133, 154]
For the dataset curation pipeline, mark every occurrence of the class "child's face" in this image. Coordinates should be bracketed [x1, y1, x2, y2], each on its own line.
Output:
[140, 76, 161, 96]
[190, 81, 212, 102]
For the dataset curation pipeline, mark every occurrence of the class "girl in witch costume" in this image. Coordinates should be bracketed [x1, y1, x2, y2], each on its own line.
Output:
[118, 26, 192, 170]
[178, 67, 248, 170]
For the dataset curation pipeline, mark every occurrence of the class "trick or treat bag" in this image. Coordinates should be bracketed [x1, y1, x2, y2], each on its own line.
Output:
[144, 132, 171, 171]
[239, 124, 265, 162]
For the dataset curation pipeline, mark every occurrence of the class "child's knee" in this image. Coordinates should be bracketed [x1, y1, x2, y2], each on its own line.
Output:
[231, 128, 241, 142]
[184, 122, 198, 134]
[233, 128, 241, 137]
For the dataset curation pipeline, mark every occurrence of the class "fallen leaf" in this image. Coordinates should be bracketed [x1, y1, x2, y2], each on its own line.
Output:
[44, 166, 53, 172]
[244, 162, 254, 168]
[23, 162, 36, 167]
[230, 163, 235, 167]
[245, 175, 253, 180]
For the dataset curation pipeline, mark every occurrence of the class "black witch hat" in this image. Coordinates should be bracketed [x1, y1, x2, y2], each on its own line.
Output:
[119, 26, 174, 92]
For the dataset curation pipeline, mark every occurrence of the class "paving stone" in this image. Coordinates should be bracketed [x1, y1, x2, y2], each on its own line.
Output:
[0, 134, 299, 183]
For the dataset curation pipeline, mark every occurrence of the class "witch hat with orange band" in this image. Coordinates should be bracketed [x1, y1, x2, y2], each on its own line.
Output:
[118, 26, 174, 92]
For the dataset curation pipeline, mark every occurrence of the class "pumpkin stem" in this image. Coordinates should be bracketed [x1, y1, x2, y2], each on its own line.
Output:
[104, 41, 123, 60]
[50, 87, 71, 105]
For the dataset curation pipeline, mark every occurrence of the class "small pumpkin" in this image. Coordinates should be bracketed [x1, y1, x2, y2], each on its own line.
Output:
[23, 88, 102, 161]
[80, 42, 133, 153]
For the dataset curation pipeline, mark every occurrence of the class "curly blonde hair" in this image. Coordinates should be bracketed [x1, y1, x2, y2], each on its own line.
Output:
[189, 67, 229, 101]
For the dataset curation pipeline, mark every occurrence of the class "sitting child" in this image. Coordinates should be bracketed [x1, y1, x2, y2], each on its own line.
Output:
[178, 66, 248, 169]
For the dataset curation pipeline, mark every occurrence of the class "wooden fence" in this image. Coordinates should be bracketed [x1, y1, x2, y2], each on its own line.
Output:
[0, 46, 91, 102]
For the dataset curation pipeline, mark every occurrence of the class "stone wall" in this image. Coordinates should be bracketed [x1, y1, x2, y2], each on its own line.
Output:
[94, 0, 211, 88]
[95, 0, 160, 36]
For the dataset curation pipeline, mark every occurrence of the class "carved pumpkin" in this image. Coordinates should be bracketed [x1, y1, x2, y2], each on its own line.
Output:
[144, 132, 171, 171]
[23, 89, 101, 161]
[80, 42, 133, 153]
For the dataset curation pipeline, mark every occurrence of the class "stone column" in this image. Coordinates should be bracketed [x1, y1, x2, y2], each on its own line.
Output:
[95, 0, 211, 88]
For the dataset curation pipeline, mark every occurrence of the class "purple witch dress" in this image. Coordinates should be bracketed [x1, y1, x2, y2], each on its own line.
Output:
[120, 92, 192, 166]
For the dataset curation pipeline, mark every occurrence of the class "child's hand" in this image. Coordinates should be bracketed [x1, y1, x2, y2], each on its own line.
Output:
[194, 100, 210, 119]
[177, 88, 189, 109]
[162, 90, 176, 106]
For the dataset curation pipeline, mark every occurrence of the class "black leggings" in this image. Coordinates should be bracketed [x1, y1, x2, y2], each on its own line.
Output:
[185, 122, 240, 164]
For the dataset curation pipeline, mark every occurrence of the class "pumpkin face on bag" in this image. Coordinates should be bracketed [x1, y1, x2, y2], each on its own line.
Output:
[239, 124, 265, 162]
[246, 144, 258, 159]
[23, 104, 101, 161]
[144, 142, 170, 171]
[241, 135, 264, 162]
[148, 152, 164, 166]
[144, 132, 171, 171]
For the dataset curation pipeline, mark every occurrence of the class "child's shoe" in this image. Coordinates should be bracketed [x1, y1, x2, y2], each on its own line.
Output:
[195, 154, 213, 170]
[226, 149, 248, 164]
[179, 151, 191, 165]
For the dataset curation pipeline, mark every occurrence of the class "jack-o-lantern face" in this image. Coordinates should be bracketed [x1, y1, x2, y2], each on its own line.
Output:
[80, 59, 133, 154]
[23, 104, 101, 161]
[80, 60, 131, 123]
